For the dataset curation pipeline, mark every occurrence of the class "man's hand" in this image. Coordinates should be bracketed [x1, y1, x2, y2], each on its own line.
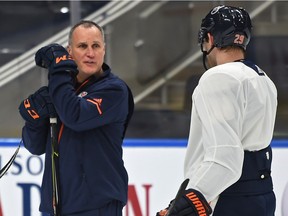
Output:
[156, 189, 212, 216]
[35, 43, 78, 78]
[19, 86, 56, 124]
[156, 209, 168, 216]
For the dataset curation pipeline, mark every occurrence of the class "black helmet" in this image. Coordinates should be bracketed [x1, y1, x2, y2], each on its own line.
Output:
[198, 5, 252, 50]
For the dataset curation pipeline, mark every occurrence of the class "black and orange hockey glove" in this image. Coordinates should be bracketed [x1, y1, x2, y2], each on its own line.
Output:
[19, 86, 56, 124]
[35, 43, 78, 78]
[157, 189, 212, 216]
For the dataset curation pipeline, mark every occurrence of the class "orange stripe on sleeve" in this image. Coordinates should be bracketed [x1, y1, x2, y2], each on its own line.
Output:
[87, 99, 103, 115]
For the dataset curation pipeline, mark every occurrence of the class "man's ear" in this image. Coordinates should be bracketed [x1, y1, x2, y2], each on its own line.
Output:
[207, 33, 214, 46]
[67, 45, 72, 55]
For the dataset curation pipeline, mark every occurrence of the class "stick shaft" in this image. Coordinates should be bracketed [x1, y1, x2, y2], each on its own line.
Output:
[50, 117, 60, 216]
[0, 142, 21, 178]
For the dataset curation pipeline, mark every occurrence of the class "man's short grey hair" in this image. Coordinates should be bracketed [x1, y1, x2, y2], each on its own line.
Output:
[68, 20, 105, 45]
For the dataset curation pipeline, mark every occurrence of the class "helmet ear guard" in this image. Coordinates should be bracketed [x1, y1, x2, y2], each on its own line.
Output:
[198, 27, 208, 46]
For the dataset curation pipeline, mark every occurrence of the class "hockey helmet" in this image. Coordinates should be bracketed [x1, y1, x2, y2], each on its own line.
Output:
[198, 5, 252, 50]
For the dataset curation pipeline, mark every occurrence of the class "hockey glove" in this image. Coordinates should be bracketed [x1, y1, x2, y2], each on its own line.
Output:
[35, 43, 78, 78]
[19, 86, 56, 124]
[156, 189, 212, 216]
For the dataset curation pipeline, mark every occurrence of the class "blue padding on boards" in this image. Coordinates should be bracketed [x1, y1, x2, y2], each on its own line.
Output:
[0, 138, 288, 148]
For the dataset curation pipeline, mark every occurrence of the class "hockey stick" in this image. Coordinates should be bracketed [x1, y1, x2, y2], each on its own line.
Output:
[166, 178, 190, 216]
[0, 141, 21, 179]
[50, 117, 60, 216]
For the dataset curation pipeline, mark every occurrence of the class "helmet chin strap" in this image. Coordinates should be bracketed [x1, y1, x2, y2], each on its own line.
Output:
[202, 45, 215, 70]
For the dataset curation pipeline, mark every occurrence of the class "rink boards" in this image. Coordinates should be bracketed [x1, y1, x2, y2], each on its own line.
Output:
[0, 138, 287, 216]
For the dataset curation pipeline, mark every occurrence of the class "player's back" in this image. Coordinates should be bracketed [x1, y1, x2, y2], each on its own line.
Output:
[202, 60, 277, 151]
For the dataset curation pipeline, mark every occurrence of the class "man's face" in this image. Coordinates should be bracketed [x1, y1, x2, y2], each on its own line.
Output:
[68, 25, 105, 82]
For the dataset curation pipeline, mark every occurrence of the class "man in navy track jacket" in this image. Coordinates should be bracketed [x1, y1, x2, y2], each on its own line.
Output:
[19, 20, 134, 216]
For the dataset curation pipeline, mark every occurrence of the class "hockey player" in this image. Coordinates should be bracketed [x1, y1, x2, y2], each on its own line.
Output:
[157, 5, 277, 216]
[19, 20, 134, 215]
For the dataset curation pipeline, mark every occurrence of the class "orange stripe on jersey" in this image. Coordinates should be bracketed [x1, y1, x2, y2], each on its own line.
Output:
[87, 98, 103, 115]
[76, 78, 91, 93]
[58, 124, 64, 143]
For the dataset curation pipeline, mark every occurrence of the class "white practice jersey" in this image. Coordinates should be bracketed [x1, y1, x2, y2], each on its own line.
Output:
[184, 61, 277, 208]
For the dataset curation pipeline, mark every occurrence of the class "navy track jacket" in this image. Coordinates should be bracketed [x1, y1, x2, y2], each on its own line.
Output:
[22, 63, 134, 215]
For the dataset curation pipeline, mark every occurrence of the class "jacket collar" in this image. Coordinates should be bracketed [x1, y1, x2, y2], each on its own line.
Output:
[75, 63, 111, 90]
